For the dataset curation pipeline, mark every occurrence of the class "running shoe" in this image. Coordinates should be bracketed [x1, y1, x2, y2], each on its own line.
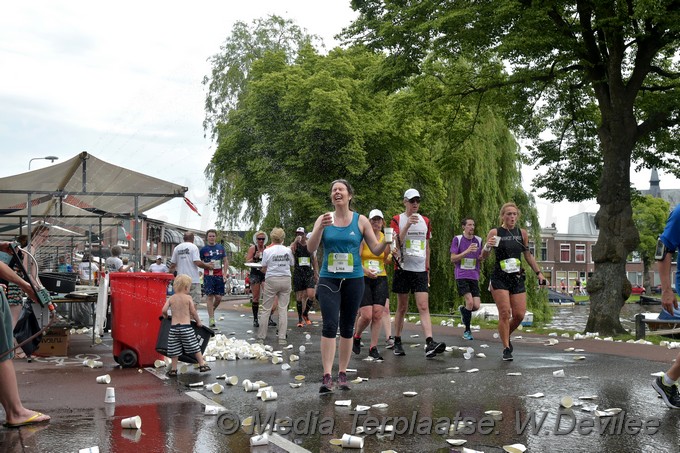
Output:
[502, 347, 513, 361]
[652, 376, 680, 409]
[337, 371, 350, 390]
[369, 346, 383, 361]
[425, 340, 446, 358]
[352, 336, 361, 355]
[393, 341, 405, 356]
[209, 318, 216, 328]
[463, 331, 474, 341]
[303, 315, 311, 325]
[319, 373, 333, 394]
[385, 336, 395, 349]
[268, 318, 277, 327]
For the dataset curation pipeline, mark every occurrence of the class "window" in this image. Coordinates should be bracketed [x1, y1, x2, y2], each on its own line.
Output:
[575, 244, 586, 263]
[589, 244, 594, 263]
[560, 244, 571, 262]
[541, 240, 548, 261]
[528, 241, 535, 256]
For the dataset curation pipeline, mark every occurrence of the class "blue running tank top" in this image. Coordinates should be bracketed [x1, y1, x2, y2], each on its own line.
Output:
[320, 211, 364, 279]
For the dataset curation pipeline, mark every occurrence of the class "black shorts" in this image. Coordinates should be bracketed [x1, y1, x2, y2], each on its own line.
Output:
[456, 279, 480, 297]
[293, 269, 316, 292]
[392, 269, 428, 294]
[490, 272, 526, 295]
[361, 276, 389, 307]
[250, 269, 265, 284]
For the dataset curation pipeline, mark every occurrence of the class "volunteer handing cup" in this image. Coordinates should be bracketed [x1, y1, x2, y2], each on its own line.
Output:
[341, 433, 364, 449]
[121, 415, 142, 429]
[384, 227, 393, 243]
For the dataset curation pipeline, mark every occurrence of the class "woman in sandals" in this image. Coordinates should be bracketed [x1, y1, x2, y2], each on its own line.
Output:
[162, 274, 211, 376]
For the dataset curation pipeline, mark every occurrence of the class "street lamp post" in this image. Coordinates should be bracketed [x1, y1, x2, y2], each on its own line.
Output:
[28, 156, 59, 170]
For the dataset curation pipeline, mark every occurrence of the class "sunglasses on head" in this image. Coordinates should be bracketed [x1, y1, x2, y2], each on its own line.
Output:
[408, 197, 421, 204]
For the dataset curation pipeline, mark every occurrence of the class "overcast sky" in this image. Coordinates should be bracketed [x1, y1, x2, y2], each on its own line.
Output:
[0, 1, 672, 234]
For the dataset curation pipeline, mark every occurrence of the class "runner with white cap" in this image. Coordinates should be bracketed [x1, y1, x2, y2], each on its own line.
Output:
[390, 188, 446, 358]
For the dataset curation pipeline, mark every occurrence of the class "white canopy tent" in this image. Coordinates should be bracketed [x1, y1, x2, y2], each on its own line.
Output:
[0, 151, 188, 265]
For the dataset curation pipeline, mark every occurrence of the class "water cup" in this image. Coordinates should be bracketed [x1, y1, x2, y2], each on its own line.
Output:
[121, 415, 142, 429]
[261, 390, 278, 401]
[560, 396, 574, 408]
[272, 356, 283, 364]
[384, 227, 393, 243]
[341, 433, 364, 449]
[289, 354, 300, 362]
[553, 369, 565, 377]
[96, 374, 111, 384]
[204, 405, 223, 415]
[154, 359, 166, 368]
[281, 363, 291, 371]
[104, 387, 116, 403]
[211, 383, 224, 394]
[244, 380, 260, 392]
[86, 359, 103, 368]
[225, 375, 239, 386]
[491, 235, 500, 247]
[299, 345, 306, 353]
[250, 433, 269, 446]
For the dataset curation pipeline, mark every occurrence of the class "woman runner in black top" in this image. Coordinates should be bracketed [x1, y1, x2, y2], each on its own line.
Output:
[482, 202, 545, 361]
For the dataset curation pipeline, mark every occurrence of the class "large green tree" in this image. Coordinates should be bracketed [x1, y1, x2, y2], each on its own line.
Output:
[346, 1, 680, 334]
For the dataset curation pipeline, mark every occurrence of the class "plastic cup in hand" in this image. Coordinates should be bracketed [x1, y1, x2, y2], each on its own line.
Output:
[104, 387, 115, 403]
[492, 235, 500, 247]
[96, 374, 111, 384]
[384, 227, 393, 243]
[341, 433, 364, 449]
[121, 415, 142, 429]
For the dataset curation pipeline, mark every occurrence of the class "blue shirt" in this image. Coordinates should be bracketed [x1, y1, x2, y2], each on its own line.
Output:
[320, 212, 364, 279]
[659, 205, 680, 291]
[200, 244, 226, 277]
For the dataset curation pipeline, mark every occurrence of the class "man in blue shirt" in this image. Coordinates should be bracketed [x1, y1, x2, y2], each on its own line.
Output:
[200, 229, 228, 328]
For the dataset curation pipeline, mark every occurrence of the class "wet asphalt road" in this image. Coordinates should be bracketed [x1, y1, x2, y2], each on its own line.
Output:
[3, 297, 680, 453]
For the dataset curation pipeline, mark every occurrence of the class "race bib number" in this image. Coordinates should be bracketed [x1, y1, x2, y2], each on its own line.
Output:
[500, 258, 521, 273]
[328, 253, 353, 273]
[461, 258, 476, 270]
[298, 257, 311, 267]
[365, 259, 383, 274]
[405, 239, 426, 257]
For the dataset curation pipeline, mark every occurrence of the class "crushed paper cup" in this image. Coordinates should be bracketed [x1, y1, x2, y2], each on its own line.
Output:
[188, 381, 204, 387]
[289, 354, 299, 362]
[204, 405, 225, 415]
[564, 347, 575, 352]
[294, 375, 305, 381]
[560, 396, 574, 408]
[526, 393, 545, 398]
[574, 356, 587, 361]
[578, 395, 598, 400]
[341, 433, 364, 448]
[355, 405, 370, 412]
[289, 383, 302, 388]
[503, 444, 527, 453]
[463, 352, 473, 360]
[475, 353, 486, 358]
[403, 391, 418, 397]
[335, 399, 352, 407]
[154, 359, 166, 368]
[466, 368, 479, 373]
[250, 433, 269, 446]
[507, 372, 522, 376]
[281, 363, 291, 371]
[553, 369, 565, 377]
[371, 403, 388, 409]
[446, 439, 467, 446]
[284, 344, 293, 350]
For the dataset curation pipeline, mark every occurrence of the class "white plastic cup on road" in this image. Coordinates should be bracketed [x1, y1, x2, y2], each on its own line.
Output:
[86, 359, 103, 368]
[104, 387, 116, 403]
[250, 433, 269, 446]
[384, 227, 393, 243]
[289, 354, 300, 362]
[272, 356, 283, 364]
[560, 396, 574, 408]
[281, 363, 291, 371]
[211, 383, 224, 394]
[154, 359, 165, 368]
[553, 369, 565, 377]
[243, 380, 260, 392]
[96, 374, 111, 384]
[299, 345, 306, 353]
[341, 433, 364, 449]
[261, 390, 278, 401]
[121, 415, 142, 429]
[225, 375, 238, 386]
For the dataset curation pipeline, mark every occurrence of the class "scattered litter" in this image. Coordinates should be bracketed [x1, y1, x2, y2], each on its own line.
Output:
[507, 372, 522, 376]
[289, 383, 302, 388]
[475, 353, 486, 358]
[335, 400, 352, 407]
[403, 391, 418, 397]
[466, 368, 479, 373]
[410, 334, 419, 338]
[446, 367, 460, 372]
[578, 395, 598, 400]
[526, 393, 544, 398]
[503, 443, 527, 453]
[355, 405, 370, 412]
[446, 439, 467, 446]
[372, 403, 388, 409]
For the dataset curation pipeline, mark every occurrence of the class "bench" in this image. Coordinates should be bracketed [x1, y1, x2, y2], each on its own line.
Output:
[635, 314, 680, 339]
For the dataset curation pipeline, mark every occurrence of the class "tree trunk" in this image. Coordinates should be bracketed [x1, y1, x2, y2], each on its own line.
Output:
[585, 115, 640, 335]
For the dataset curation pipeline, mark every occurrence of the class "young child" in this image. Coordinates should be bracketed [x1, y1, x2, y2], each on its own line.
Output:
[161, 274, 211, 376]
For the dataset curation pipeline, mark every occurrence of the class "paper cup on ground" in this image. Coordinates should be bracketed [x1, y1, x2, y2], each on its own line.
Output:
[154, 359, 165, 368]
[384, 227, 393, 243]
[104, 387, 116, 403]
[250, 433, 269, 446]
[205, 405, 223, 415]
[225, 375, 238, 386]
[121, 415, 142, 429]
[281, 363, 291, 371]
[272, 356, 283, 364]
[553, 369, 565, 377]
[211, 383, 224, 394]
[341, 433, 364, 449]
[560, 396, 574, 408]
[289, 354, 299, 362]
[262, 390, 278, 401]
[503, 444, 527, 453]
[96, 374, 111, 384]
[86, 359, 103, 368]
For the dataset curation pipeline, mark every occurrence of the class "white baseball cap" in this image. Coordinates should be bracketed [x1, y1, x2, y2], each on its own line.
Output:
[368, 209, 384, 219]
[156, 255, 163, 260]
[296, 227, 305, 234]
[404, 188, 420, 200]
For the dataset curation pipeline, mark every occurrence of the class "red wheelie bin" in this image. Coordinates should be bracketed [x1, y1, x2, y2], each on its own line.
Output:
[109, 272, 174, 367]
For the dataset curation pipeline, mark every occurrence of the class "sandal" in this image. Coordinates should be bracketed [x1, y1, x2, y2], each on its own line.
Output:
[198, 364, 211, 373]
[166, 369, 178, 377]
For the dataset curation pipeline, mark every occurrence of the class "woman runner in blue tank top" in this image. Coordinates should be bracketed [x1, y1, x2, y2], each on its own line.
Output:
[482, 202, 545, 362]
[307, 180, 391, 393]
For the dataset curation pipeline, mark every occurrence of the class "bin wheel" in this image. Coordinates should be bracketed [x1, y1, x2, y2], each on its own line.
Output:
[119, 349, 138, 368]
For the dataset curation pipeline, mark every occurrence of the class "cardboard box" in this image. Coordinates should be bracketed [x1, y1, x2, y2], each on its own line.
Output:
[35, 326, 70, 356]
